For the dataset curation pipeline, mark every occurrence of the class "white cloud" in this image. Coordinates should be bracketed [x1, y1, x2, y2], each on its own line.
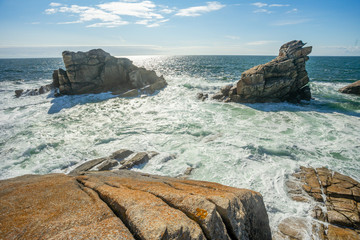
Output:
[252, 2, 267, 8]
[45, 8, 57, 14]
[49, 2, 62, 7]
[175, 1, 225, 17]
[58, 5, 122, 23]
[269, 4, 290, 7]
[98, 1, 163, 19]
[45, 1, 224, 28]
[254, 9, 272, 14]
[87, 21, 129, 28]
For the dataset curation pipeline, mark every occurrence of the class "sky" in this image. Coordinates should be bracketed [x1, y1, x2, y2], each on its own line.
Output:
[0, 0, 359, 57]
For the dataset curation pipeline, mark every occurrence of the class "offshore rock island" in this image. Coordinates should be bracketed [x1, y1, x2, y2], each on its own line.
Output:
[15, 49, 167, 97]
[209, 40, 312, 103]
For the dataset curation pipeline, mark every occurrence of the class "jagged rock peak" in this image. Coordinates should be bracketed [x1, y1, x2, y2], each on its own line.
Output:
[208, 40, 312, 103]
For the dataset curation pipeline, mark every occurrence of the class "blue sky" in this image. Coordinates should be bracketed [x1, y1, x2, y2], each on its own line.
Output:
[0, 0, 359, 57]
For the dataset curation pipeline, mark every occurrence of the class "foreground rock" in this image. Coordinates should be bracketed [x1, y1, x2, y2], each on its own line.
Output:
[52, 49, 167, 96]
[339, 80, 360, 95]
[209, 40, 312, 103]
[275, 166, 360, 239]
[0, 170, 272, 239]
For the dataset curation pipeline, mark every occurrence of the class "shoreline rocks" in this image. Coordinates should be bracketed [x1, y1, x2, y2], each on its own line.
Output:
[207, 40, 312, 103]
[53, 49, 167, 96]
[339, 80, 360, 95]
[275, 166, 360, 239]
[0, 170, 272, 239]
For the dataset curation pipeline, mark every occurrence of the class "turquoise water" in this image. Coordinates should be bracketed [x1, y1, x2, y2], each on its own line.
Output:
[0, 55, 359, 233]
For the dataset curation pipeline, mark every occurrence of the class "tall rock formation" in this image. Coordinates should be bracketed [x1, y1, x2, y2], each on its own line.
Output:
[52, 49, 167, 96]
[0, 170, 272, 240]
[212, 40, 312, 103]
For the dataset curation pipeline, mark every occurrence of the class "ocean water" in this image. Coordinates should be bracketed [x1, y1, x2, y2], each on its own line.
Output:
[0, 55, 359, 234]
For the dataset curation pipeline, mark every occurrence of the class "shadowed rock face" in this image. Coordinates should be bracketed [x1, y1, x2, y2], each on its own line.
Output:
[53, 49, 167, 96]
[339, 80, 360, 95]
[0, 170, 272, 240]
[211, 40, 312, 103]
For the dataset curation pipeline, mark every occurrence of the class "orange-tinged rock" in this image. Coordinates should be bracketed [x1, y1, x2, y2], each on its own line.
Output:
[0, 170, 272, 240]
[0, 174, 134, 240]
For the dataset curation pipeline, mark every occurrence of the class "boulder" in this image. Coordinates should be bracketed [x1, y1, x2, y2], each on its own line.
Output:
[0, 170, 272, 240]
[339, 80, 360, 95]
[52, 49, 167, 96]
[281, 166, 360, 239]
[212, 40, 312, 103]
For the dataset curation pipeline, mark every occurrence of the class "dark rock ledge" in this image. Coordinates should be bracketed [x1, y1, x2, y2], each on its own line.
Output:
[274, 166, 360, 239]
[15, 49, 167, 98]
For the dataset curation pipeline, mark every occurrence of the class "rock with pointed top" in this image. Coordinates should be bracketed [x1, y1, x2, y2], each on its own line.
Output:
[213, 40, 312, 103]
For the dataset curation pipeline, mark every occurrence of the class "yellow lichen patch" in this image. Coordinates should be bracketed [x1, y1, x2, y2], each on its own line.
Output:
[195, 208, 208, 220]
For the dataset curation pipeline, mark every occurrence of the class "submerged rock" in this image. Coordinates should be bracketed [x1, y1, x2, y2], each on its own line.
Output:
[278, 166, 360, 239]
[52, 49, 167, 96]
[0, 170, 272, 239]
[339, 80, 360, 95]
[212, 40, 312, 103]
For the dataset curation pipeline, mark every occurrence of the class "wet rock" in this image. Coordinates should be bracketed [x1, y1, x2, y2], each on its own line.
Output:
[212, 40, 312, 103]
[197, 92, 209, 101]
[339, 80, 360, 95]
[0, 170, 272, 240]
[119, 152, 149, 169]
[69, 149, 156, 174]
[53, 49, 167, 96]
[14, 83, 53, 98]
[284, 166, 360, 239]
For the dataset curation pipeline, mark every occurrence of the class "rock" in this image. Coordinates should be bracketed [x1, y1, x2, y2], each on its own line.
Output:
[69, 149, 157, 174]
[339, 80, 360, 95]
[111, 149, 134, 160]
[120, 89, 139, 98]
[213, 40, 312, 103]
[0, 174, 134, 239]
[0, 170, 271, 240]
[53, 49, 167, 96]
[14, 83, 53, 98]
[284, 166, 360, 239]
[197, 92, 209, 101]
[119, 152, 149, 169]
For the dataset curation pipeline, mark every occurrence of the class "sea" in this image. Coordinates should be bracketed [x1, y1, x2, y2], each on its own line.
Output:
[0, 55, 359, 235]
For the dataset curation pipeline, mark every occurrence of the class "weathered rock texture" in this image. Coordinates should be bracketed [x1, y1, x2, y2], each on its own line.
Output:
[339, 80, 360, 96]
[276, 166, 360, 239]
[0, 170, 272, 240]
[52, 49, 167, 96]
[212, 40, 312, 103]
